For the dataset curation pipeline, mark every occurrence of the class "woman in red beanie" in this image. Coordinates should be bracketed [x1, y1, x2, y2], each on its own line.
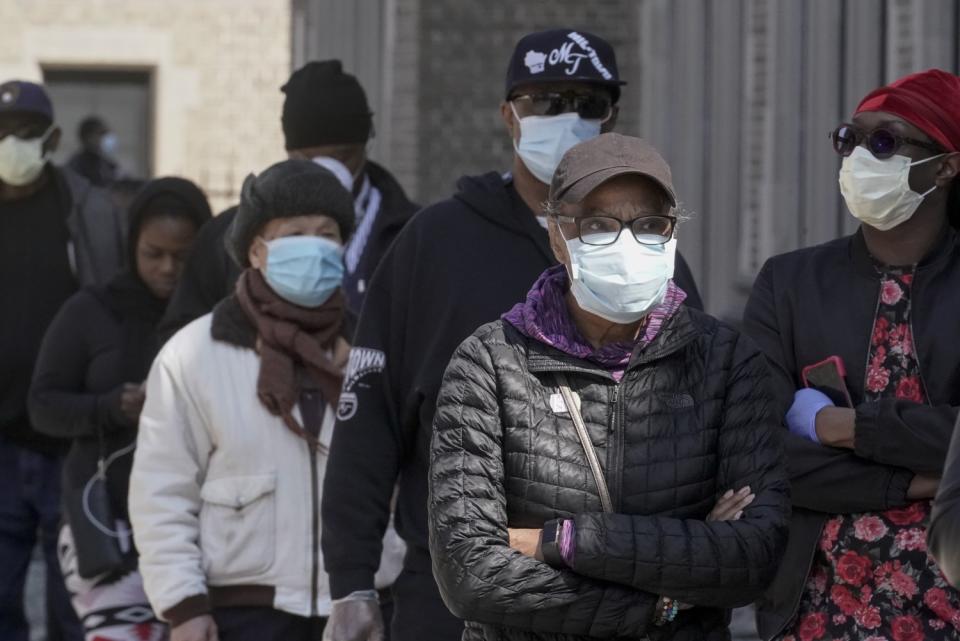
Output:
[745, 69, 960, 640]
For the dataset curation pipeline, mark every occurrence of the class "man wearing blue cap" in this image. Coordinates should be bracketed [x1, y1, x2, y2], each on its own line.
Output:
[0, 79, 124, 641]
[320, 29, 703, 641]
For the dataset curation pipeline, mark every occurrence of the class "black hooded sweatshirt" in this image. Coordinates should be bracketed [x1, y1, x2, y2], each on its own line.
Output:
[29, 178, 211, 520]
[321, 172, 703, 598]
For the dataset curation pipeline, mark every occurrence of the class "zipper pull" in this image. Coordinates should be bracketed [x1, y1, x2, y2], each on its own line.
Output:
[608, 386, 619, 432]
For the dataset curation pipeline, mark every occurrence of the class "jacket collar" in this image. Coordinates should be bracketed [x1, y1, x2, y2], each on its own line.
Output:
[850, 225, 958, 279]
[211, 294, 257, 350]
[521, 305, 701, 378]
[364, 161, 418, 233]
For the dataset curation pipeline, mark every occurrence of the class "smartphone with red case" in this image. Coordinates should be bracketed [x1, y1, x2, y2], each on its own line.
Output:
[801, 356, 853, 408]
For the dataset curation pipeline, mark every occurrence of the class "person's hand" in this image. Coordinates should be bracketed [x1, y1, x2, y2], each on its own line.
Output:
[171, 615, 218, 641]
[508, 528, 543, 559]
[707, 487, 755, 521]
[119, 382, 146, 426]
[323, 591, 384, 641]
[814, 406, 857, 448]
[907, 474, 941, 500]
[786, 388, 834, 443]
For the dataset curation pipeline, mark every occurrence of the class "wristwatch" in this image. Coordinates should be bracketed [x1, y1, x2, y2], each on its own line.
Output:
[539, 519, 566, 567]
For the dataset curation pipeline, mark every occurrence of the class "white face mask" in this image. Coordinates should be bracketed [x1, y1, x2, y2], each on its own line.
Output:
[838, 146, 944, 231]
[511, 103, 601, 184]
[312, 155, 354, 193]
[0, 125, 53, 187]
[565, 233, 677, 324]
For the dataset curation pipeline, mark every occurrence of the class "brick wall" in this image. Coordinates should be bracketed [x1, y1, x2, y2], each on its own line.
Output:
[0, 0, 291, 213]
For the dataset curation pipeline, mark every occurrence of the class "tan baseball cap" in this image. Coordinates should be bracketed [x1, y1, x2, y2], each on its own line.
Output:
[549, 133, 677, 207]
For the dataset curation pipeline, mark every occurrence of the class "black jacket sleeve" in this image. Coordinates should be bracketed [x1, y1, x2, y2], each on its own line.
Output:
[743, 260, 913, 513]
[429, 333, 660, 638]
[158, 209, 237, 341]
[29, 293, 125, 439]
[853, 399, 958, 475]
[930, 417, 960, 587]
[322, 238, 408, 599]
[674, 251, 704, 311]
[567, 336, 790, 608]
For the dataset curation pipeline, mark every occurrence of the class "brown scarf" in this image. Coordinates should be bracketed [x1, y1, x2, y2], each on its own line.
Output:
[236, 268, 345, 451]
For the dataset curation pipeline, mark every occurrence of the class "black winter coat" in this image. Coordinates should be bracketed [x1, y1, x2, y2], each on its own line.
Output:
[429, 306, 790, 641]
[29, 274, 167, 519]
[743, 228, 960, 639]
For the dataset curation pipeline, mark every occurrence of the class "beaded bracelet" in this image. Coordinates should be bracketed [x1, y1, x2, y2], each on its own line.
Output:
[653, 595, 680, 626]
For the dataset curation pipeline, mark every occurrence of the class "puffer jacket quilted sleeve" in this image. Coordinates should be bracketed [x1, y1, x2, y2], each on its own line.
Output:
[429, 332, 660, 639]
[567, 332, 788, 608]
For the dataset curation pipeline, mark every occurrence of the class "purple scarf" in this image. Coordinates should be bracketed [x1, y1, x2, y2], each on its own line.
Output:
[502, 265, 686, 380]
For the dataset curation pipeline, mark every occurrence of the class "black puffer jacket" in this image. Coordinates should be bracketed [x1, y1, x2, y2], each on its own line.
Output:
[429, 306, 790, 641]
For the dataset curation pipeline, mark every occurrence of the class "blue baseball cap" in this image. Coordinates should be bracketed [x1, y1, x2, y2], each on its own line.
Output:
[505, 29, 626, 102]
[0, 80, 54, 122]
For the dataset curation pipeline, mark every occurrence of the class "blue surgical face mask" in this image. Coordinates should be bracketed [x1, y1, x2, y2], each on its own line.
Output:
[511, 102, 601, 184]
[260, 235, 344, 307]
[100, 132, 118, 157]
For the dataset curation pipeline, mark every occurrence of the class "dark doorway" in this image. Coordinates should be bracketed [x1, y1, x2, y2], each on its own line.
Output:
[42, 68, 153, 179]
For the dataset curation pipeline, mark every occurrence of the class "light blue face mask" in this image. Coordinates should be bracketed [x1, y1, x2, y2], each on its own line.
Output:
[261, 235, 344, 308]
[511, 103, 602, 184]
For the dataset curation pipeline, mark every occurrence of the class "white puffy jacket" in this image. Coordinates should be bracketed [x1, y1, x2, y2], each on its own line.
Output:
[129, 309, 404, 626]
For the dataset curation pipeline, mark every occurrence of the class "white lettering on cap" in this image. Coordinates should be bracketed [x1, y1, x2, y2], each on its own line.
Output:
[524, 50, 547, 74]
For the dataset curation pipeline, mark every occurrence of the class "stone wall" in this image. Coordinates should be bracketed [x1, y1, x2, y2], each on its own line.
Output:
[0, 0, 291, 212]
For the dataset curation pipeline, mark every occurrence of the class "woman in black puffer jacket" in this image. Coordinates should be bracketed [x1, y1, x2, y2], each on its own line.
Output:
[428, 134, 790, 641]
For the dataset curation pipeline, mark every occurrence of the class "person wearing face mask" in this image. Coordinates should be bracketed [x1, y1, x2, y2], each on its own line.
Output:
[127, 160, 404, 641]
[744, 69, 960, 640]
[67, 116, 120, 188]
[428, 133, 789, 641]
[320, 30, 704, 641]
[28, 177, 211, 641]
[0, 79, 124, 641]
[160, 60, 418, 336]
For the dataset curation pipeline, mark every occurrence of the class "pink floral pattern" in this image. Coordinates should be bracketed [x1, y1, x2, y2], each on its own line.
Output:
[781, 267, 960, 640]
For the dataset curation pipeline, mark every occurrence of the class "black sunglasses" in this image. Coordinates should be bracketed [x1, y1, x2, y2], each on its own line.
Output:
[830, 123, 943, 160]
[511, 91, 613, 121]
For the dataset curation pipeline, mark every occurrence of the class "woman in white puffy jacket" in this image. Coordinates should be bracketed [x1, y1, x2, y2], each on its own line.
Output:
[129, 160, 404, 641]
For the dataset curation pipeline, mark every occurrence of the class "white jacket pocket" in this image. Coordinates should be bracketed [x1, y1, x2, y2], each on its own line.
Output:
[199, 473, 277, 580]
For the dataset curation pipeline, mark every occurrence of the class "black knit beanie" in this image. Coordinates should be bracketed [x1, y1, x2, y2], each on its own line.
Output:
[281, 60, 373, 149]
[227, 159, 356, 267]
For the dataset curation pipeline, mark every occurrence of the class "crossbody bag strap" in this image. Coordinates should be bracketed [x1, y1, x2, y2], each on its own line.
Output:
[553, 372, 614, 513]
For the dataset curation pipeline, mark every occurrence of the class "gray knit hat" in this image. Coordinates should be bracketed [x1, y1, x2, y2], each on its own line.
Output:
[227, 159, 356, 267]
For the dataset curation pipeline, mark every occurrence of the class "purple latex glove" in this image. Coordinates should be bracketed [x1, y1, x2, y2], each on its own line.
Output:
[786, 388, 834, 443]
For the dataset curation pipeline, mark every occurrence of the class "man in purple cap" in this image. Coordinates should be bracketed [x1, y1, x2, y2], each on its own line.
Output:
[0, 79, 124, 641]
[320, 30, 703, 641]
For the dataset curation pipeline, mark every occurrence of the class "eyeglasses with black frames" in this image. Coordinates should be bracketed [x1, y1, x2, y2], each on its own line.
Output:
[551, 213, 676, 246]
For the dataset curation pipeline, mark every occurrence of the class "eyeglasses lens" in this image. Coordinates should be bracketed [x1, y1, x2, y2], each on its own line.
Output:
[833, 126, 858, 156]
[631, 217, 673, 245]
[868, 129, 897, 158]
[577, 95, 611, 120]
[579, 217, 622, 245]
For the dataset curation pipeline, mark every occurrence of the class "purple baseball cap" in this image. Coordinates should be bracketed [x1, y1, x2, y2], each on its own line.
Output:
[0, 80, 54, 122]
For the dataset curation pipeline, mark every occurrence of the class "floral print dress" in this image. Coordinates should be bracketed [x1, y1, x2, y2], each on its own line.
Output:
[782, 266, 960, 641]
